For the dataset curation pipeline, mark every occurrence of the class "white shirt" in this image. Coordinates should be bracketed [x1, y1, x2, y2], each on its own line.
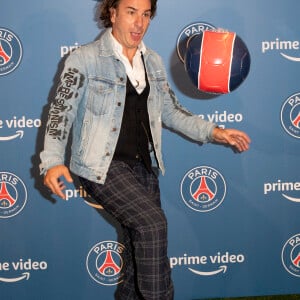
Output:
[110, 30, 147, 94]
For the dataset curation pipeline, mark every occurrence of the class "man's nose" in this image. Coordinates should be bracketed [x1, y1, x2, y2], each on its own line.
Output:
[134, 15, 143, 27]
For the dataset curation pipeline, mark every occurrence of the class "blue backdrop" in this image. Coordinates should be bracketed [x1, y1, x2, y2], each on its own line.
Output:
[1, 1, 299, 299]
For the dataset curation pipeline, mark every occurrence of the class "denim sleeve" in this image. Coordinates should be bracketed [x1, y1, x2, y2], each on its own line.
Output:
[162, 83, 216, 143]
[155, 53, 216, 143]
[39, 49, 87, 174]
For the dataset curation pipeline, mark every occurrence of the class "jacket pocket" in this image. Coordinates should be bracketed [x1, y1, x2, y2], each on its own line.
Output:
[86, 78, 114, 116]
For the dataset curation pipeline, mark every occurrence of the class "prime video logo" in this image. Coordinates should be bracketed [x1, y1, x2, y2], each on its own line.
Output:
[262, 38, 300, 61]
[264, 180, 300, 202]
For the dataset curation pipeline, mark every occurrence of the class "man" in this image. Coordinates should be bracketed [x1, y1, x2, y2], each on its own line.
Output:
[40, 0, 251, 299]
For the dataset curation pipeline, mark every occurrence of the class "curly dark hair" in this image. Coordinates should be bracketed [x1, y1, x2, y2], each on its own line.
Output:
[95, 0, 158, 28]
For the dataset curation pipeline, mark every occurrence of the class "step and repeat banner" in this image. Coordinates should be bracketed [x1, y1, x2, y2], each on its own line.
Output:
[1, 0, 299, 299]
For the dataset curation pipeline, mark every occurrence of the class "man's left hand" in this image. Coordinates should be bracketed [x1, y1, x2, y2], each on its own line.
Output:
[212, 127, 251, 152]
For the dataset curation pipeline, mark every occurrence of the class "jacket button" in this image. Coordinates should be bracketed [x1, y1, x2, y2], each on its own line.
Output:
[120, 77, 124, 82]
[97, 176, 101, 180]
[112, 127, 117, 132]
[106, 152, 110, 156]
[117, 102, 121, 106]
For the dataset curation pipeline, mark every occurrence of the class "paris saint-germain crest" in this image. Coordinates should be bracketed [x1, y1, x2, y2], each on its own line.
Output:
[180, 166, 226, 212]
[281, 92, 300, 139]
[86, 241, 125, 286]
[0, 172, 27, 218]
[0, 28, 23, 76]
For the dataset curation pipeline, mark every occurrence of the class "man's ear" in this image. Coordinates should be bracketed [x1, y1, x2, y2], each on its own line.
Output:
[110, 7, 116, 24]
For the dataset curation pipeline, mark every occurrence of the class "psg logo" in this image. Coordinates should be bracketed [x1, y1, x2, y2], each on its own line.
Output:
[0, 28, 23, 76]
[176, 22, 216, 63]
[0, 172, 27, 218]
[281, 233, 300, 277]
[180, 166, 226, 212]
[280, 92, 300, 139]
[86, 241, 125, 286]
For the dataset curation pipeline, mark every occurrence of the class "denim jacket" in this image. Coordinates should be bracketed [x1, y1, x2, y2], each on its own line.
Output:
[40, 29, 216, 184]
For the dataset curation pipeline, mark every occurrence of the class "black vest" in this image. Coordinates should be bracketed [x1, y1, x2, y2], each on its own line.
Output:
[113, 72, 153, 172]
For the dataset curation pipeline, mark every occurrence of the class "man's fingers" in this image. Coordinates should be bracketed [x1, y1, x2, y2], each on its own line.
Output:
[231, 135, 250, 152]
[43, 165, 72, 199]
[45, 178, 65, 199]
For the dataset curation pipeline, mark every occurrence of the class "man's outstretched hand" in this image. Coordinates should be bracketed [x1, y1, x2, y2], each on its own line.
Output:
[212, 127, 251, 152]
[43, 165, 73, 199]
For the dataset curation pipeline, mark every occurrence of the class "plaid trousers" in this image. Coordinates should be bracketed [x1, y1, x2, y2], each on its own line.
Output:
[79, 160, 174, 300]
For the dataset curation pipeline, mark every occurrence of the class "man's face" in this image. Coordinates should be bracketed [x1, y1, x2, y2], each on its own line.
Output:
[110, 0, 152, 55]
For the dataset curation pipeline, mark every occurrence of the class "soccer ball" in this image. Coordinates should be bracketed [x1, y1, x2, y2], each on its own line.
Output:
[184, 30, 251, 94]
